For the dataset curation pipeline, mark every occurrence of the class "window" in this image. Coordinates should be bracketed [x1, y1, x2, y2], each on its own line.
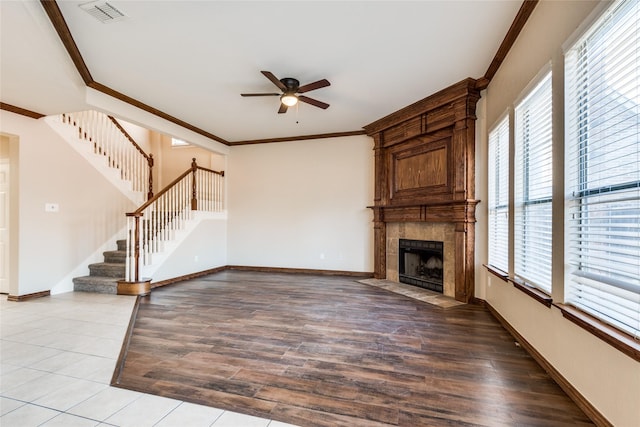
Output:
[514, 71, 553, 293]
[565, 0, 640, 337]
[488, 116, 510, 273]
[171, 137, 189, 147]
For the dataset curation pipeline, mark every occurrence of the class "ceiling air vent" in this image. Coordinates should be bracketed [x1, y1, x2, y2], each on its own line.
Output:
[79, 1, 127, 24]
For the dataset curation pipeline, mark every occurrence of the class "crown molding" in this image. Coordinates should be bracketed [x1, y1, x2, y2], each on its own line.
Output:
[476, 0, 539, 90]
[39, 0, 537, 144]
[39, 0, 229, 145]
[0, 102, 45, 119]
[230, 130, 367, 146]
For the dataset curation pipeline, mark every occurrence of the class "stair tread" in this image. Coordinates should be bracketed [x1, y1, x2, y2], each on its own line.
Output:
[73, 276, 120, 283]
[103, 254, 126, 262]
[89, 262, 125, 266]
[73, 276, 118, 294]
[88, 263, 126, 272]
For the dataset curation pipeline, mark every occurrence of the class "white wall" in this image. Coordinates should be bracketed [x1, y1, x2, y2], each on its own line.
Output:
[155, 134, 225, 185]
[150, 215, 227, 282]
[0, 110, 135, 296]
[118, 119, 151, 154]
[227, 135, 374, 273]
[476, 1, 640, 425]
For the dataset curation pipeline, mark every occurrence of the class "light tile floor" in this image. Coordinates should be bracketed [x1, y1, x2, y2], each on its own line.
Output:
[0, 292, 298, 427]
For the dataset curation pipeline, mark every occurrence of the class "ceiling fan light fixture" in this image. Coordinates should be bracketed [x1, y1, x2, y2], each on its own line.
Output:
[241, 71, 329, 113]
[281, 93, 298, 107]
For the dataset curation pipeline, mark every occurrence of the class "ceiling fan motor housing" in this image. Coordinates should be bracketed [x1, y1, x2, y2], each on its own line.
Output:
[280, 77, 300, 93]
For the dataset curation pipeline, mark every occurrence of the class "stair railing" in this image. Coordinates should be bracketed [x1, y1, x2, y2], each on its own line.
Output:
[124, 158, 225, 282]
[60, 111, 154, 199]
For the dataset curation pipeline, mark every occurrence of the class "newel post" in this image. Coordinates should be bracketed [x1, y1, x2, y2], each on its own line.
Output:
[147, 154, 154, 200]
[118, 212, 150, 296]
[191, 158, 198, 210]
[126, 212, 142, 282]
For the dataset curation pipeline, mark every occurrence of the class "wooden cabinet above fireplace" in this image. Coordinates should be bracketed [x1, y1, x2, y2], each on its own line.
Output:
[363, 78, 481, 303]
[364, 78, 480, 211]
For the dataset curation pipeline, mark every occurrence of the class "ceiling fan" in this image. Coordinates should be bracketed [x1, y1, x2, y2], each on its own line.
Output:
[241, 71, 330, 114]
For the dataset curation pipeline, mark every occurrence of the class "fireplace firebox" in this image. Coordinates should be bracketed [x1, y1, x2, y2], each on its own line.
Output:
[399, 239, 444, 293]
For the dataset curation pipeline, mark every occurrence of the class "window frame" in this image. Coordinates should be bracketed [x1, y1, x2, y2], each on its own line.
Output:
[513, 67, 554, 295]
[487, 113, 510, 274]
[559, 2, 640, 342]
[171, 137, 190, 147]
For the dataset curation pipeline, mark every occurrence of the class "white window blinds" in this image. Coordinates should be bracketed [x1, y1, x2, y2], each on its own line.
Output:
[565, 0, 640, 337]
[488, 116, 510, 273]
[514, 71, 553, 293]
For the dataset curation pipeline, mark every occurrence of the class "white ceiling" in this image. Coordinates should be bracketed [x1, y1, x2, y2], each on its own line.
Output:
[1, 1, 523, 144]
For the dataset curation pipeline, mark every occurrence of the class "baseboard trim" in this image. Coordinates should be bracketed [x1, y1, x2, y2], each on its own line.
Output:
[226, 265, 374, 278]
[470, 297, 486, 306]
[7, 290, 51, 302]
[150, 266, 228, 289]
[484, 300, 612, 427]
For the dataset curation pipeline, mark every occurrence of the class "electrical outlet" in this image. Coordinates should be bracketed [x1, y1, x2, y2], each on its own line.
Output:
[45, 203, 59, 213]
[194, 255, 199, 262]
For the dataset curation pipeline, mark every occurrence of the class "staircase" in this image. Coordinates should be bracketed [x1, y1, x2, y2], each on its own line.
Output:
[47, 110, 226, 293]
[45, 111, 153, 206]
[73, 240, 126, 294]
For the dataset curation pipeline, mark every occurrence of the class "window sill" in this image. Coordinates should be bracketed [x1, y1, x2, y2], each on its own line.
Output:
[555, 304, 640, 363]
[508, 277, 553, 307]
[483, 265, 552, 307]
[483, 264, 508, 282]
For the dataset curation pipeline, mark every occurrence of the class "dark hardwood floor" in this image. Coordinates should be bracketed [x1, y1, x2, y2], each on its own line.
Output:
[113, 271, 593, 427]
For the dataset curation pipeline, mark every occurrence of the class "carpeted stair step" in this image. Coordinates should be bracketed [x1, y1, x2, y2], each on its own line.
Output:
[73, 276, 118, 294]
[72, 239, 128, 295]
[103, 250, 126, 264]
[88, 262, 125, 278]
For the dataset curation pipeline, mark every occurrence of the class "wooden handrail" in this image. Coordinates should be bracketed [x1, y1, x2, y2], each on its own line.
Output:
[128, 159, 224, 215]
[108, 116, 152, 161]
[59, 111, 154, 199]
[108, 115, 154, 199]
[196, 165, 225, 176]
[130, 168, 192, 215]
[123, 158, 225, 283]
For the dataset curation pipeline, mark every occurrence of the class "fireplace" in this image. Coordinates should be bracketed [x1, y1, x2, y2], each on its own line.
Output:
[399, 239, 444, 293]
[364, 78, 480, 303]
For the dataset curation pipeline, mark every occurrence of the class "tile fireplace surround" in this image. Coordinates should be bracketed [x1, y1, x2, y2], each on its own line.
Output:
[387, 222, 456, 298]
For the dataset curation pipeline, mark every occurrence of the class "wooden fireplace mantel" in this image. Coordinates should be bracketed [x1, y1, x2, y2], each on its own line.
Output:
[364, 78, 481, 303]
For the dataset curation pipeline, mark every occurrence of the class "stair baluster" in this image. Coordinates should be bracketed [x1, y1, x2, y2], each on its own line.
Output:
[54, 111, 154, 201]
[123, 159, 225, 286]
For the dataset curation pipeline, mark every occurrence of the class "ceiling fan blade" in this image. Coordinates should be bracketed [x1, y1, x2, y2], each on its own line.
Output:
[297, 79, 330, 93]
[278, 103, 288, 114]
[261, 71, 287, 91]
[241, 93, 280, 97]
[299, 95, 329, 109]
